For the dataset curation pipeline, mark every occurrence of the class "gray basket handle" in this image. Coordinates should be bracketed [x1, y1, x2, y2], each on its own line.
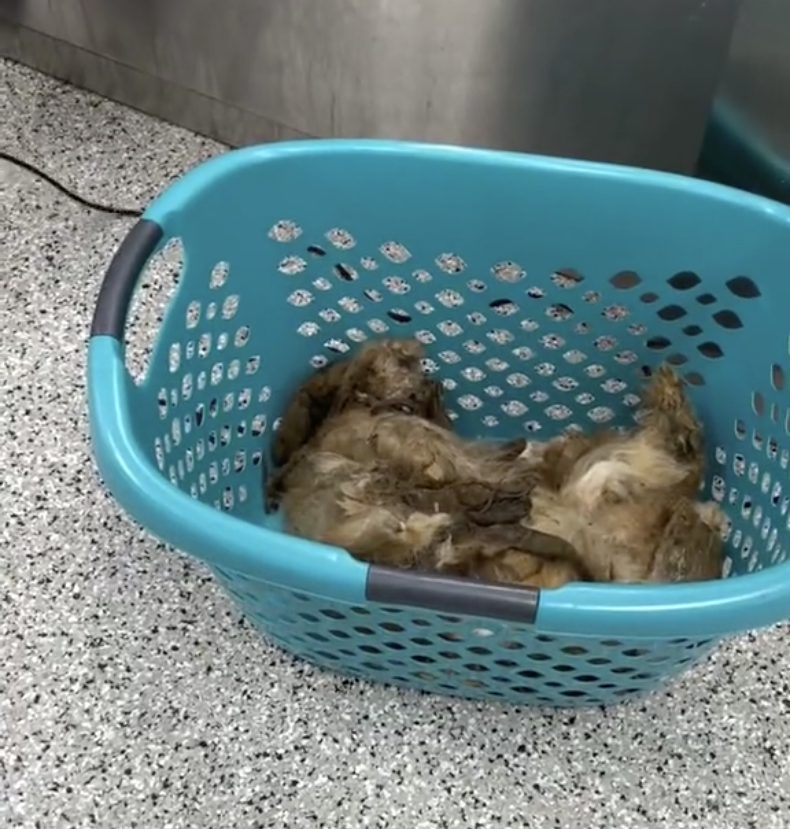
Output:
[366, 566, 539, 623]
[90, 219, 163, 339]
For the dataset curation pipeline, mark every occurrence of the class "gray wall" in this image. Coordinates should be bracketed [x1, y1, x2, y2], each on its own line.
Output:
[1, 0, 741, 173]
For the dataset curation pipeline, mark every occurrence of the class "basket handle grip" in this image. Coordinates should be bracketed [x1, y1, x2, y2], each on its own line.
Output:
[90, 219, 164, 339]
[366, 566, 539, 623]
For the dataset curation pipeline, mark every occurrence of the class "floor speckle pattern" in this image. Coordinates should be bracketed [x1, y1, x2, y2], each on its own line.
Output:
[1, 58, 789, 829]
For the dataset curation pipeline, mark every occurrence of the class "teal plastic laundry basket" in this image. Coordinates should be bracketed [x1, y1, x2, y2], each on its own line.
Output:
[88, 139, 790, 708]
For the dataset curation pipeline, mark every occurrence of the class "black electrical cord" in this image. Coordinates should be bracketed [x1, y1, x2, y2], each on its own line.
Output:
[0, 150, 144, 217]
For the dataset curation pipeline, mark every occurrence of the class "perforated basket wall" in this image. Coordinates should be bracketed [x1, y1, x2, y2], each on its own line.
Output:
[92, 142, 790, 707]
[212, 577, 720, 705]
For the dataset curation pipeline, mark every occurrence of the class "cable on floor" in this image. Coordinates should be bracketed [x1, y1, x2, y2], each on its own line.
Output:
[0, 149, 144, 217]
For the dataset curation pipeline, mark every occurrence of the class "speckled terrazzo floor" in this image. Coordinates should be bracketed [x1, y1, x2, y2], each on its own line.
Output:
[1, 57, 790, 829]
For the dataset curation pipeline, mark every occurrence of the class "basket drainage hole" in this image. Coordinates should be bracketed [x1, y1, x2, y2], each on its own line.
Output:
[667, 271, 701, 291]
[657, 304, 687, 322]
[713, 309, 743, 330]
[609, 270, 642, 290]
[697, 341, 724, 359]
[647, 336, 671, 351]
[726, 276, 761, 299]
[333, 263, 358, 282]
[313, 650, 341, 662]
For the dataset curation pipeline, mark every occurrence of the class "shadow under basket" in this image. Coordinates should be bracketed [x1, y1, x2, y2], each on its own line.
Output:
[88, 139, 790, 708]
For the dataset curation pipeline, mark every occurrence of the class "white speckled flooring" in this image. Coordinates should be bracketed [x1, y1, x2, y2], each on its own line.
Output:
[1, 58, 790, 829]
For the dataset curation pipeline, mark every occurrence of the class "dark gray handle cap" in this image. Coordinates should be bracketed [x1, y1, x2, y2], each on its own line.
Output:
[366, 566, 539, 623]
[90, 219, 164, 339]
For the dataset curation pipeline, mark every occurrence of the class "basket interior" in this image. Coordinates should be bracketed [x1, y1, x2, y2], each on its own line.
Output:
[113, 148, 790, 704]
[129, 232, 790, 584]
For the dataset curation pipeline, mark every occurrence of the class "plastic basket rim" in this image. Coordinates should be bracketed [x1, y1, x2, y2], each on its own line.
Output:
[147, 137, 790, 229]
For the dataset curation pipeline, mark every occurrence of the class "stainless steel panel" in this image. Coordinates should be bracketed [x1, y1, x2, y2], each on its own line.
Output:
[2, 0, 742, 172]
[699, 0, 790, 202]
[715, 0, 790, 154]
[1, 0, 88, 45]
[0, 24, 311, 147]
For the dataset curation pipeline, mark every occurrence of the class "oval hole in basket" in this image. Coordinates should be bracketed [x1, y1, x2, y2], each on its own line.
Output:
[489, 297, 520, 312]
[712, 309, 743, 330]
[333, 263, 357, 282]
[667, 271, 701, 291]
[551, 268, 584, 288]
[640, 292, 659, 304]
[752, 391, 765, 417]
[772, 364, 785, 391]
[726, 275, 761, 299]
[656, 304, 688, 322]
[646, 336, 671, 351]
[157, 388, 168, 419]
[697, 341, 724, 359]
[387, 309, 412, 324]
[622, 647, 650, 657]
[548, 303, 575, 322]
[609, 270, 642, 290]
[684, 372, 706, 386]
[734, 419, 746, 440]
